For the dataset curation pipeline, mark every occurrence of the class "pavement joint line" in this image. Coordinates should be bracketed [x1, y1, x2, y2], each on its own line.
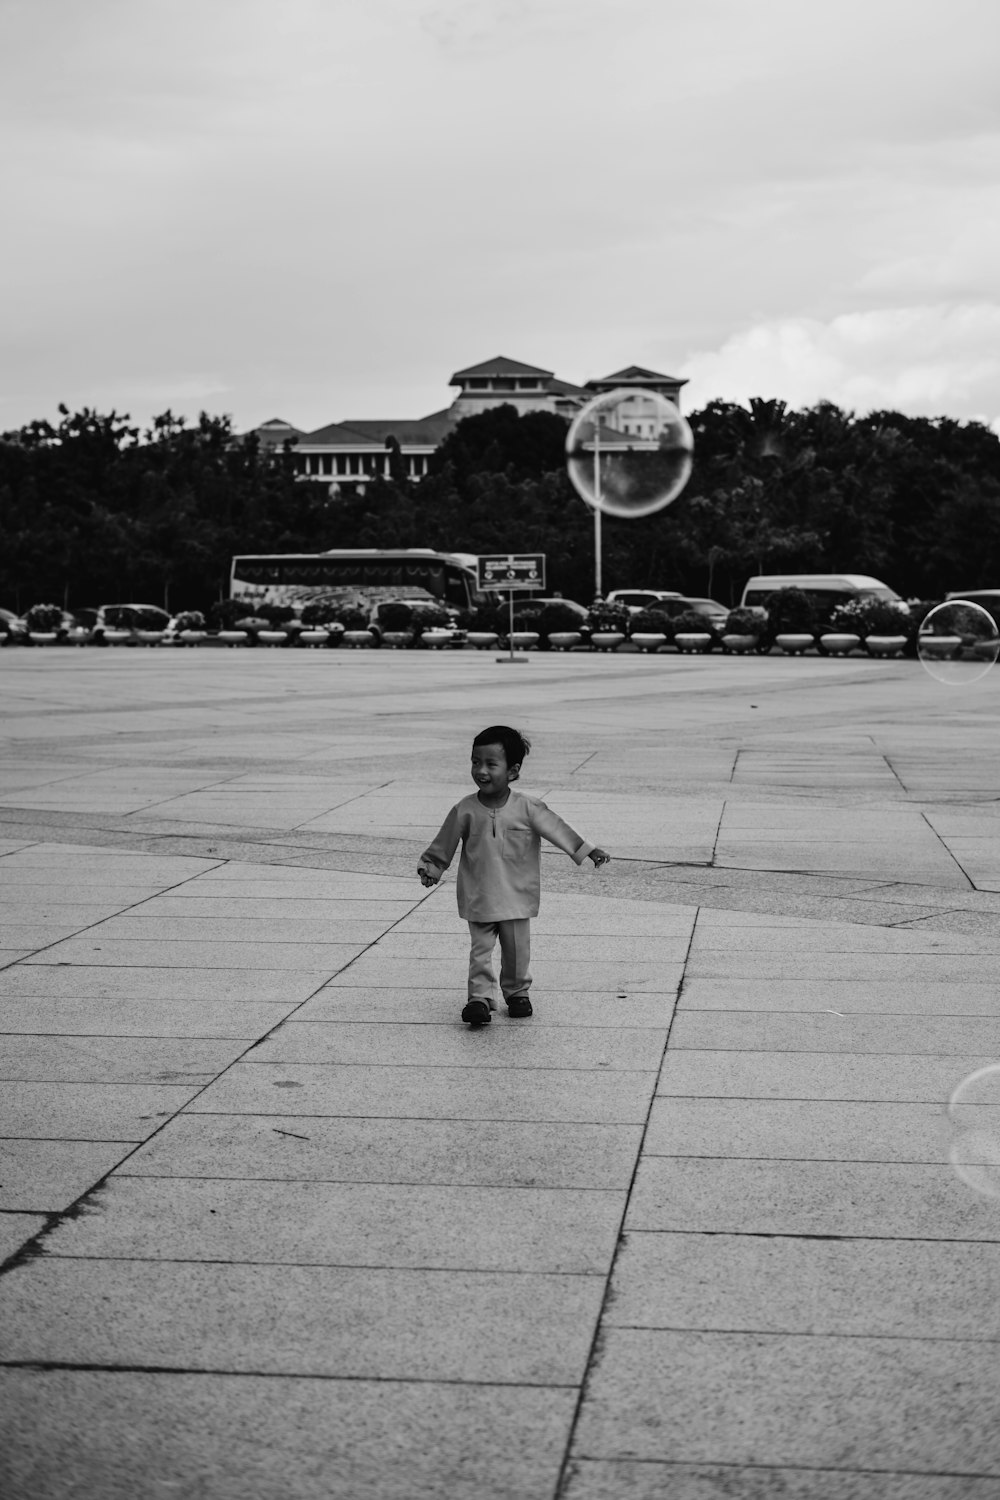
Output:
[553, 900, 700, 1495]
[0, 1360, 581, 1387]
[567, 1458, 1000, 1480]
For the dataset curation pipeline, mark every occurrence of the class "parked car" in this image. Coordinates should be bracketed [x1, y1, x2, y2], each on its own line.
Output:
[605, 589, 683, 614]
[945, 590, 1000, 629]
[0, 608, 29, 643]
[647, 595, 730, 629]
[739, 574, 906, 618]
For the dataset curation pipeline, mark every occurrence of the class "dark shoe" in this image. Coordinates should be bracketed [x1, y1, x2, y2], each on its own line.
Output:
[506, 995, 533, 1018]
[462, 999, 492, 1027]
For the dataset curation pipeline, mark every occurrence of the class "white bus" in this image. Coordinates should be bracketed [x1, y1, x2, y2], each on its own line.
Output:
[229, 549, 483, 613]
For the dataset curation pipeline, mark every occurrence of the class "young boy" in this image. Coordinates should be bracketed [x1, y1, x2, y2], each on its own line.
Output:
[417, 725, 610, 1027]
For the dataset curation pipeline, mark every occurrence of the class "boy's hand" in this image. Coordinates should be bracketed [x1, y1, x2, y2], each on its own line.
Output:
[589, 848, 611, 869]
[417, 863, 440, 887]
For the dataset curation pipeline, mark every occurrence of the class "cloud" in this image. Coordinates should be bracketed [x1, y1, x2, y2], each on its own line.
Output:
[681, 305, 1000, 422]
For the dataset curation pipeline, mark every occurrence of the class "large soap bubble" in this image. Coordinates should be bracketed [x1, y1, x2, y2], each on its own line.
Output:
[566, 388, 694, 519]
[917, 600, 999, 685]
[949, 1064, 1000, 1197]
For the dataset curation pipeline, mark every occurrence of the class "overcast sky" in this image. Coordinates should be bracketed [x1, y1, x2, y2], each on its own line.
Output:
[2, 0, 998, 435]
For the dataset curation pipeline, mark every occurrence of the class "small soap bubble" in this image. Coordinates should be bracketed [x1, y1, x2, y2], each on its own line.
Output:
[917, 600, 999, 686]
[566, 388, 694, 519]
[948, 1064, 1000, 1197]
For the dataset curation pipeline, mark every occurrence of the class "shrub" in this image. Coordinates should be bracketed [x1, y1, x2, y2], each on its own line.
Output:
[670, 608, 720, 641]
[538, 601, 586, 637]
[251, 602, 296, 626]
[507, 605, 545, 636]
[829, 597, 912, 639]
[586, 600, 630, 633]
[762, 587, 818, 637]
[628, 608, 669, 636]
[335, 602, 373, 631]
[24, 603, 64, 631]
[300, 599, 343, 626]
[724, 607, 765, 636]
[173, 610, 206, 631]
[209, 599, 253, 629]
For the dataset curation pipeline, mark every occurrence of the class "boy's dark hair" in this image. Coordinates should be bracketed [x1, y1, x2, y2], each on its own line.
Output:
[472, 725, 531, 768]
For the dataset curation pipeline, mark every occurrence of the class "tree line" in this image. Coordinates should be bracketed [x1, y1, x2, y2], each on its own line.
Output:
[2, 397, 999, 613]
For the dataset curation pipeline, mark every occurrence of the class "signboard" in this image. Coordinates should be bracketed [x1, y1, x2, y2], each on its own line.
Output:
[477, 554, 546, 593]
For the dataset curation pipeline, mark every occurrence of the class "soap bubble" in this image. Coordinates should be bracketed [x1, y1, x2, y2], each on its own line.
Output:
[948, 1064, 1000, 1197]
[917, 600, 999, 685]
[566, 388, 694, 519]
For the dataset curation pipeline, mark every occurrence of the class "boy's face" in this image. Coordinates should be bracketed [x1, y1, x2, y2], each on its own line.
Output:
[471, 742, 518, 800]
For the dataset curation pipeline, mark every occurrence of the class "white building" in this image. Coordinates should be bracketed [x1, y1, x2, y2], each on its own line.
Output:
[250, 356, 687, 494]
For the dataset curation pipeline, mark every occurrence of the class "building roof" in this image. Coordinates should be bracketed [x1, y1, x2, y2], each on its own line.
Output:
[450, 355, 555, 382]
[589, 365, 688, 388]
[337, 411, 456, 446]
[549, 378, 592, 399]
[252, 418, 306, 445]
[298, 421, 391, 449]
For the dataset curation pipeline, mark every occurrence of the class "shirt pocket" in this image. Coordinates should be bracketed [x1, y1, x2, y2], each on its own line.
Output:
[502, 827, 535, 863]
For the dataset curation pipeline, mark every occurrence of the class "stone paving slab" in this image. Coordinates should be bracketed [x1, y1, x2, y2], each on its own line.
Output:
[678, 979, 1000, 1012]
[0, 1370, 575, 1500]
[254, 1020, 666, 1070]
[23, 936, 371, 970]
[606, 1231, 1000, 1339]
[122, 1112, 644, 1188]
[302, 984, 674, 1027]
[186, 1061, 659, 1124]
[44, 1176, 625, 1273]
[0, 1257, 603, 1383]
[82, 915, 398, 944]
[670, 1009, 1000, 1054]
[1, 1138, 140, 1212]
[625, 1158, 1000, 1240]
[0, 1081, 203, 1140]
[0, 1212, 46, 1261]
[0, 965, 332, 1002]
[561, 1460, 999, 1500]
[656, 1049, 988, 1101]
[0, 995, 295, 1036]
[572, 1327, 1000, 1474]
[645, 1096, 951, 1161]
[0, 1034, 245, 1083]
[320, 955, 684, 991]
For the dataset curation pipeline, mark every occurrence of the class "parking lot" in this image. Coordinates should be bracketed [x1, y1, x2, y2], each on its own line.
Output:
[2, 647, 1000, 1498]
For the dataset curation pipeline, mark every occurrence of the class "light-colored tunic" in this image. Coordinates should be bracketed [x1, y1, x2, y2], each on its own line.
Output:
[420, 790, 594, 921]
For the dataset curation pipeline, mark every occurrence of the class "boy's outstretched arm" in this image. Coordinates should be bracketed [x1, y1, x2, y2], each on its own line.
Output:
[530, 801, 609, 868]
[589, 847, 611, 868]
[417, 805, 462, 887]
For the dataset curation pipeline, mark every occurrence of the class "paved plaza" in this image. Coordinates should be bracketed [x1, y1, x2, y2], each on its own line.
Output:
[1, 644, 999, 1498]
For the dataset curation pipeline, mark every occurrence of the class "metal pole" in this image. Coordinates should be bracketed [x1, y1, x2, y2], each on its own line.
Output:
[508, 588, 515, 662]
[593, 422, 602, 599]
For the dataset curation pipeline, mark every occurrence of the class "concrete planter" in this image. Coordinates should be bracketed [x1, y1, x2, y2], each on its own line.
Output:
[630, 632, 667, 653]
[382, 631, 413, 649]
[28, 632, 59, 645]
[217, 630, 249, 647]
[775, 633, 814, 655]
[819, 632, 861, 656]
[467, 632, 499, 650]
[104, 630, 134, 645]
[721, 633, 759, 654]
[298, 629, 330, 647]
[136, 630, 167, 646]
[674, 632, 713, 653]
[343, 630, 374, 648]
[509, 632, 540, 650]
[420, 630, 453, 649]
[591, 631, 625, 652]
[919, 635, 962, 658]
[548, 631, 583, 651]
[865, 634, 908, 658]
[179, 630, 207, 646]
[257, 630, 289, 647]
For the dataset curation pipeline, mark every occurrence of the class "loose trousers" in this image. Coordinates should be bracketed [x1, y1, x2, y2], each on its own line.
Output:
[467, 918, 532, 1007]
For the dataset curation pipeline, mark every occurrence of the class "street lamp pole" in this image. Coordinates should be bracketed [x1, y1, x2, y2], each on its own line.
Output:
[592, 421, 602, 599]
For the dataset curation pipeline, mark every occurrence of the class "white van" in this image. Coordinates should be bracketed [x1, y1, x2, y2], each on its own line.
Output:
[740, 573, 906, 613]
